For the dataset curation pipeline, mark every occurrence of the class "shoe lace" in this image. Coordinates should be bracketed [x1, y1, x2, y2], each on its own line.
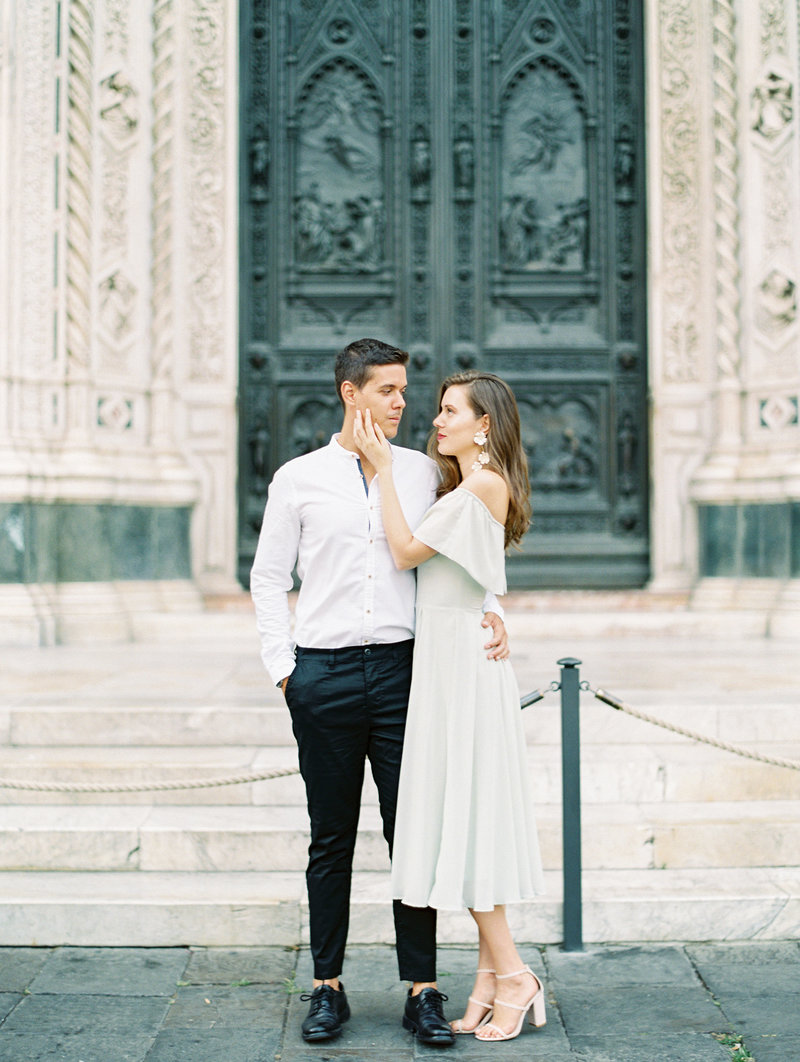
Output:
[419, 989, 449, 1014]
[299, 987, 331, 1013]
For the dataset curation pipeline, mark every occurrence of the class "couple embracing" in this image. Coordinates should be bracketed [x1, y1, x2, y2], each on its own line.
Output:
[251, 338, 544, 1047]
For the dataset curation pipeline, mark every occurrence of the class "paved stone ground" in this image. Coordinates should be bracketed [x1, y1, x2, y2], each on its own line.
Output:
[1, 942, 797, 1062]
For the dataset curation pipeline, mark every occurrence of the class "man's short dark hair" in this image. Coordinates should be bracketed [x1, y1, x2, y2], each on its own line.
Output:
[334, 338, 409, 406]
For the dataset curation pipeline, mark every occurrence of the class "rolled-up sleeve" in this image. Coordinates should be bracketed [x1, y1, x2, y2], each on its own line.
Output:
[250, 467, 301, 686]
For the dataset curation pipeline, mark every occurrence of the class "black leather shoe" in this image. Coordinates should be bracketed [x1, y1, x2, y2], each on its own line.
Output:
[300, 983, 351, 1042]
[402, 987, 455, 1046]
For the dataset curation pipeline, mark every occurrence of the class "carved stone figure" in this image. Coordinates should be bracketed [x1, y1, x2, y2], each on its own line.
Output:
[757, 269, 797, 332]
[453, 126, 474, 191]
[410, 130, 432, 195]
[249, 425, 270, 481]
[751, 71, 793, 140]
[548, 199, 589, 268]
[556, 427, 596, 490]
[99, 71, 139, 143]
[614, 127, 636, 200]
[98, 270, 137, 341]
[290, 399, 340, 457]
[500, 196, 542, 268]
[512, 112, 574, 174]
[250, 128, 270, 200]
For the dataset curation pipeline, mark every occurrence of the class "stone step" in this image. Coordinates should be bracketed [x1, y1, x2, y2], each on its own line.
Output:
[1, 705, 295, 748]
[5, 697, 800, 748]
[2, 740, 799, 806]
[0, 867, 796, 947]
[2, 800, 798, 874]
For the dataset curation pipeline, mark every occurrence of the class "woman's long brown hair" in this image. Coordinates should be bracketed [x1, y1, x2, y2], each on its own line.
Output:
[427, 370, 532, 548]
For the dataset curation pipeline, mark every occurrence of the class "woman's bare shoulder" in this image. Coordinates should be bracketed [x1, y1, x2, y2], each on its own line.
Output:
[459, 470, 509, 523]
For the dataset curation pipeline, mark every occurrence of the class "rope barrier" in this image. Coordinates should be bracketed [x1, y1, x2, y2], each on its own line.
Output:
[0, 765, 301, 794]
[1, 678, 798, 791]
[588, 684, 800, 772]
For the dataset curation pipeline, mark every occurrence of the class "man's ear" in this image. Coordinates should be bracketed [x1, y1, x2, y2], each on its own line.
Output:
[341, 381, 357, 407]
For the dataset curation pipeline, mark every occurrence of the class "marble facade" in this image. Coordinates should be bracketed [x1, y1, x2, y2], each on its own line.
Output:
[1, 1, 799, 642]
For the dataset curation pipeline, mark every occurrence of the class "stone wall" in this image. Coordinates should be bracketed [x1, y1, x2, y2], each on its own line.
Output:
[1, 0, 799, 643]
[647, 0, 800, 620]
[0, 0, 239, 642]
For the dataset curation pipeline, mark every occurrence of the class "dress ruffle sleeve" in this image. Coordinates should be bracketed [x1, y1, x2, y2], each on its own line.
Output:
[413, 487, 507, 595]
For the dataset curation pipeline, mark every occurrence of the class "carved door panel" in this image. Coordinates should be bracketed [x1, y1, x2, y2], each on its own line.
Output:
[239, 0, 648, 587]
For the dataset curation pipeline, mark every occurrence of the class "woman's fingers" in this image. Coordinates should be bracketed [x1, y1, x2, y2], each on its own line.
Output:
[354, 408, 380, 454]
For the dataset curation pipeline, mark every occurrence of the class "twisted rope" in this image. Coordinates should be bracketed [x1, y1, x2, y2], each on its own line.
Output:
[0, 764, 300, 794]
[66, 0, 95, 374]
[150, 0, 175, 384]
[2, 683, 798, 791]
[712, 0, 741, 380]
[590, 686, 800, 771]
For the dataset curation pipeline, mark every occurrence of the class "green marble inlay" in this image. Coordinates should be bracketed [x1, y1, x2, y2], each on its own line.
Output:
[0, 503, 192, 584]
[699, 502, 795, 580]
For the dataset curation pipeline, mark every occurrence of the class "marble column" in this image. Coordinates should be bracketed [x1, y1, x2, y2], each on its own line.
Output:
[0, 0, 240, 644]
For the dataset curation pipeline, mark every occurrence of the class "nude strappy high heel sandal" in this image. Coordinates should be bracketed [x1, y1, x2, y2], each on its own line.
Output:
[474, 966, 546, 1042]
[450, 968, 495, 1034]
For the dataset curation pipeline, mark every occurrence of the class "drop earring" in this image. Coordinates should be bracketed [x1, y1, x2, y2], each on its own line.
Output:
[472, 429, 490, 473]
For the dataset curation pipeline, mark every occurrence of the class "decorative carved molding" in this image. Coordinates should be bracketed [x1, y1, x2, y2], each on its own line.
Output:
[763, 152, 792, 253]
[151, 0, 175, 385]
[15, 1, 53, 393]
[499, 59, 588, 273]
[760, 0, 788, 60]
[293, 60, 385, 273]
[712, 0, 742, 381]
[657, 0, 704, 384]
[100, 139, 129, 254]
[66, 0, 95, 376]
[104, 0, 131, 58]
[185, 0, 227, 382]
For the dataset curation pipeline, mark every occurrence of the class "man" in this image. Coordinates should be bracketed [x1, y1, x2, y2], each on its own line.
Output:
[251, 338, 508, 1047]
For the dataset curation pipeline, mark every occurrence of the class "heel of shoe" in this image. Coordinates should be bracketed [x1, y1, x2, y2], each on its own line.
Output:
[528, 989, 546, 1029]
[402, 1014, 416, 1034]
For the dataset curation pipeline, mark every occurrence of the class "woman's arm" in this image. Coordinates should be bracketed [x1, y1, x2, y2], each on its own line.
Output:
[354, 409, 436, 570]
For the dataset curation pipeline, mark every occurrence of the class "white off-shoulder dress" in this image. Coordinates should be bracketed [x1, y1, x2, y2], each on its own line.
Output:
[390, 487, 544, 911]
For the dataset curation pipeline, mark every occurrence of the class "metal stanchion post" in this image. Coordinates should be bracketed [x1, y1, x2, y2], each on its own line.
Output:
[558, 657, 584, 951]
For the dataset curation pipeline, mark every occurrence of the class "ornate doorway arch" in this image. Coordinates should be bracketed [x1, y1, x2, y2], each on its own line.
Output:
[238, 1, 648, 588]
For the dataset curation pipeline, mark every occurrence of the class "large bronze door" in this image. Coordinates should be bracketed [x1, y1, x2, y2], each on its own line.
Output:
[239, 1, 648, 587]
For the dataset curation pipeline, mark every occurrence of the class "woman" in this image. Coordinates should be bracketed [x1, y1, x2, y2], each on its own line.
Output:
[354, 370, 545, 1043]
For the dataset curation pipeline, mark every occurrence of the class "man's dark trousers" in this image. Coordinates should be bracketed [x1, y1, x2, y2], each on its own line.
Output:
[285, 639, 437, 981]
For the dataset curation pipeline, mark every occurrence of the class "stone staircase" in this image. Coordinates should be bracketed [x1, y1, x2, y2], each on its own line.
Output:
[1, 607, 799, 946]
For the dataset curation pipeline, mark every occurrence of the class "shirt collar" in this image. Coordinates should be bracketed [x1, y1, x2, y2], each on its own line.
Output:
[329, 433, 395, 463]
[329, 433, 360, 460]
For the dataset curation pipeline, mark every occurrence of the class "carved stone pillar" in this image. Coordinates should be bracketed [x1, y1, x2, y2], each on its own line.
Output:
[648, 0, 800, 608]
[647, 0, 717, 590]
[0, 0, 239, 644]
[688, 0, 800, 613]
[175, 0, 240, 597]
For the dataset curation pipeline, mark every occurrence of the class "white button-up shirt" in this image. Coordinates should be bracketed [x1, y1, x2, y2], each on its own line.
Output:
[251, 435, 438, 685]
[250, 434, 502, 685]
